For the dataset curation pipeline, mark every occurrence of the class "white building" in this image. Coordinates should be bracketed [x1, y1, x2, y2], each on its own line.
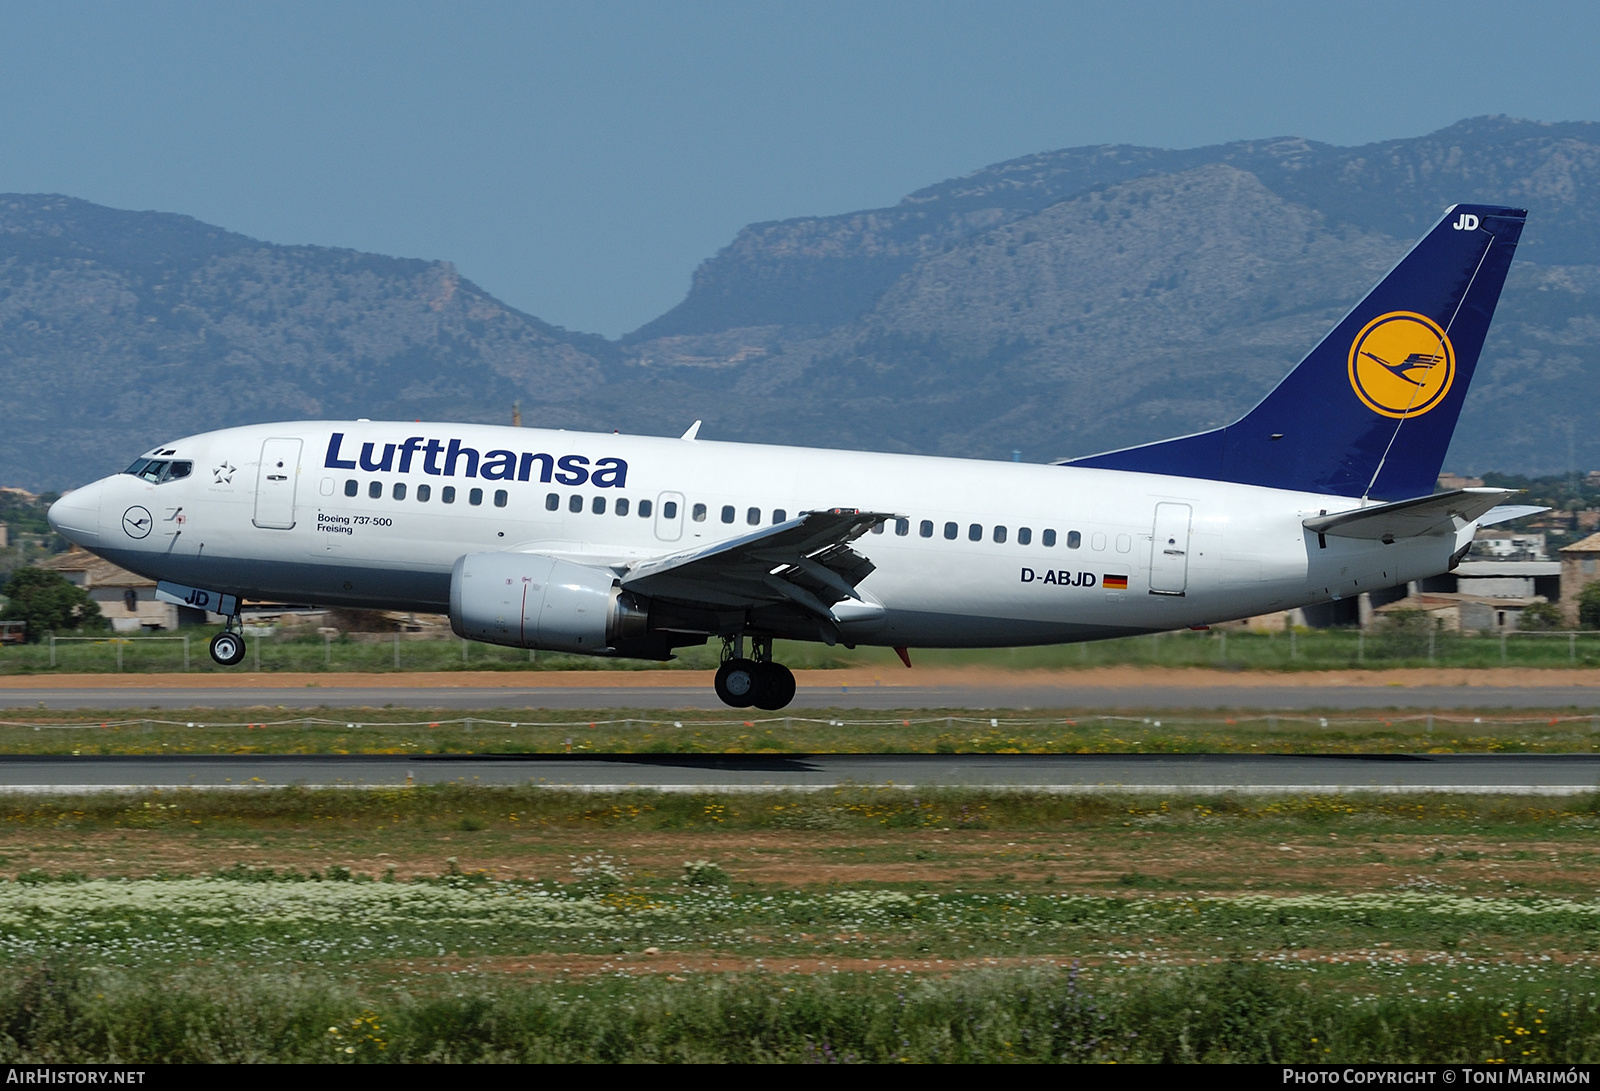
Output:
[34, 548, 222, 632]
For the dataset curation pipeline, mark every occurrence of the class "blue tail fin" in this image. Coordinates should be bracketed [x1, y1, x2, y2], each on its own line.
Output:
[1064, 204, 1526, 500]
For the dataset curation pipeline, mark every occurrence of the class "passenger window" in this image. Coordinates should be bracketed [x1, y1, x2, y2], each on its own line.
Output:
[968, 523, 982, 542]
[663, 501, 677, 519]
[392, 483, 406, 501]
[721, 505, 735, 524]
[368, 481, 382, 499]
[593, 496, 607, 515]
[993, 526, 1007, 544]
[871, 520, 884, 534]
[747, 507, 760, 526]
[773, 509, 787, 523]
[442, 486, 456, 504]
[640, 499, 654, 518]
[920, 520, 934, 538]
[417, 484, 431, 502]
[1018, 527, 1031, 545]
[895, 518, 909, 536]
[469, 488, 484, 506]
[1116, 534, 1132, 553]
[344, 479, 358, 497]
[1043, 529, 1057, 547]
[319, 477, 334, 497]
[616, 498, 630, 516]
[569, 494, 583, 513]
[168, 461, 192, 480]
[944, 522, 958, 540]
[1067, 530, 1081, 549]
[1091, 532, 1107, 551]
[545, 493, 559, 511]
[494, 489, 508, 508]
[692, 503, 706, 522]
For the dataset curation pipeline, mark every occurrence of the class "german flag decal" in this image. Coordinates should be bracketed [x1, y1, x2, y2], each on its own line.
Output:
[1103, 574, 1129, 590]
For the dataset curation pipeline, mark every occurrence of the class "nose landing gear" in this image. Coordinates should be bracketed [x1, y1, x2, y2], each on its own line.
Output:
[208, 615, 247, 666]
[713, 636, 796, 710]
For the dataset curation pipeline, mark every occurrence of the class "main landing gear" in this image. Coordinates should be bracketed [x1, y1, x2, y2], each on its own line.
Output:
[713, 636, 796, 711]
[209, 616, 247, 666]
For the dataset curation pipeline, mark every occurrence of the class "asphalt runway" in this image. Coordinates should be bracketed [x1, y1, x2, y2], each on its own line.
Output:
[2, 752, 1597, 794]
[6, 682, 1600, 711]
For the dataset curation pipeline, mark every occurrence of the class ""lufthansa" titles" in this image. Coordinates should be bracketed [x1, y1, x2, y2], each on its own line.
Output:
[324, 433, 628, 488]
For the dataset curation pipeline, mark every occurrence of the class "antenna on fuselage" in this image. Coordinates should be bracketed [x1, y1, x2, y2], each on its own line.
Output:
[512, 400, 522, 427]
[681, 420, 702, 442]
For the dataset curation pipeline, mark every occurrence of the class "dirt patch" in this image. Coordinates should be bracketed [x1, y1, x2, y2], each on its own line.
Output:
[4, 828, 1595, 896]
[394, 953, 1080, 979]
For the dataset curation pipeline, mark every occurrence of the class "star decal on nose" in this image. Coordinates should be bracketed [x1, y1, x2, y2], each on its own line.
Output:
[212, 462, 236, 484]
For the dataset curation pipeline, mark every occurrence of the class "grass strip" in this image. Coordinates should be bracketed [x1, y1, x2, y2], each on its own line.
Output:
[3, 783, 1599, 832]
[3, 707, 1600, 755]
[0, 961, 1592, 1062]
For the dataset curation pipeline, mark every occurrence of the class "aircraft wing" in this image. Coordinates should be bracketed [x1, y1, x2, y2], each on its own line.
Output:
[621, 508, 897, 619]
[1301, 487, 1516, 541]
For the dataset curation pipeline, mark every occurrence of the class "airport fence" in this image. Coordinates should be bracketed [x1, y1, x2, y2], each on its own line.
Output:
[3, 625, 1600, 674]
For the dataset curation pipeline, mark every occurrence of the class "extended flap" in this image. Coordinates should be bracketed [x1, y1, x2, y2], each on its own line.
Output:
[622, 508, 896, 619]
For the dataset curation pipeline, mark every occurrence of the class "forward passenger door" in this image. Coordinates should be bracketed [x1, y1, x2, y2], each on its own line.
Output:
[253, 438, 303, 530]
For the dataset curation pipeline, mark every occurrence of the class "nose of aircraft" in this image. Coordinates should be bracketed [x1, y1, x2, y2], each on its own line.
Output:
[47, 479, 107, 548]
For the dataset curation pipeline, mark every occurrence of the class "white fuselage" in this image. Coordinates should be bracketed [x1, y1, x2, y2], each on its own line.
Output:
[47, 420, 1463, 647]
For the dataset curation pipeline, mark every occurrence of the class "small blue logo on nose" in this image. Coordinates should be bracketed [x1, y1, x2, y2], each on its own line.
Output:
[121, 506, 152, 539]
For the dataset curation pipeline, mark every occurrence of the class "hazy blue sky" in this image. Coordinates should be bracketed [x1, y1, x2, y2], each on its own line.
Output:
[2, 1, 1597, 337]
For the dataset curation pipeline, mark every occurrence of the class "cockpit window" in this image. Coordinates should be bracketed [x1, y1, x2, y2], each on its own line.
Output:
[122, 459, 192, 484]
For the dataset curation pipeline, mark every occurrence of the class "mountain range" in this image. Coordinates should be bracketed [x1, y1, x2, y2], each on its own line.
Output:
[2, 115, 1598, 490]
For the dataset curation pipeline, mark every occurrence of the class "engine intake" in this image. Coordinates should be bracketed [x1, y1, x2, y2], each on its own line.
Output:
[449, 553, 653, 656]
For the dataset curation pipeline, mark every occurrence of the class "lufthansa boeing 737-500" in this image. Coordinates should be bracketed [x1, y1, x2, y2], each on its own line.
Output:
[47, 204, 1535, 710]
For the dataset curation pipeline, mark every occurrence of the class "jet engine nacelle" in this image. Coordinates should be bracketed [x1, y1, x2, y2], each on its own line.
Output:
[449, 552, 655, 657]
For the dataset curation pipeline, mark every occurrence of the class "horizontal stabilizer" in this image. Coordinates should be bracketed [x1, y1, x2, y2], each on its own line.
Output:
[1478, 504, 1548, 528]
[1302, 487, 1514, 541]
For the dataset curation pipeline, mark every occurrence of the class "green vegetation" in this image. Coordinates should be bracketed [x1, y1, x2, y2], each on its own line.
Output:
[1579, 582, 1600, 631]
[0, 786, 1598, 1061]
[0, 568, 102, 643]
[1, 706, 1599, 756]
[0, 491, 56, 540]
[8, 624, 1600, 675]
[0, 491, 64, 589]
[1519, 601, 1566, 631]
[0, 960, 1595, 1063]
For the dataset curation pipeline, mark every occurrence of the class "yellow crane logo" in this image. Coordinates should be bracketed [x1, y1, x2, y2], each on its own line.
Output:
[1347, 311, 1456, 419]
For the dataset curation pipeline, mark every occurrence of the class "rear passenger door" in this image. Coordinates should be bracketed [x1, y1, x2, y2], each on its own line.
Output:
[1149, 502, 1192, 595]
[253, 438, 303, 530]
